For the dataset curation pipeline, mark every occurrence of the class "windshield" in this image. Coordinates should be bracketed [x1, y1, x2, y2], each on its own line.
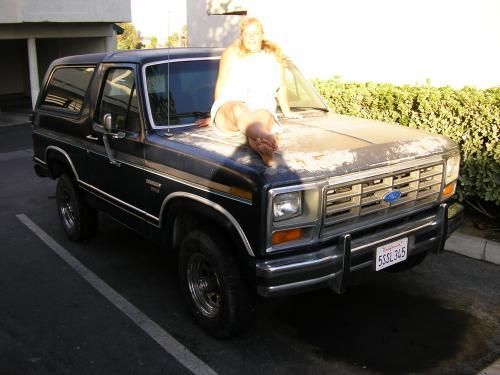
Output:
[144, 58, 328, 128]
[283, 60, 328, 113]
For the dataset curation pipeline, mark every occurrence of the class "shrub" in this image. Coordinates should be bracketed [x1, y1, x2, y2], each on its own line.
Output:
[313, 80, 500, 205]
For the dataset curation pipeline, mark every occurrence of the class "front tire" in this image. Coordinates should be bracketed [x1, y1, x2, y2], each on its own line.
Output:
[178, 228, 255, 338]
[56, 174, 97, 241]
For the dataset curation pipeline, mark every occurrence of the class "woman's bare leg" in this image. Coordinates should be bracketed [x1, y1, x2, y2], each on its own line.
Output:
[215, 102, 278, 166]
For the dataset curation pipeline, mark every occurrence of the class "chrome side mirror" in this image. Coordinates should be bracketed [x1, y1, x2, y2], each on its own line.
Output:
[103, 113, 113, 132]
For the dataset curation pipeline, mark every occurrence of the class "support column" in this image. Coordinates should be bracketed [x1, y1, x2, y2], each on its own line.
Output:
[27, 38, 40, 109]
[105, 34, 117, 51]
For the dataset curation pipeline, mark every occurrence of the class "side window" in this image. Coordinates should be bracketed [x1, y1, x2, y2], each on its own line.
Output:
[41, 66, 94, 113]
[98, 68, 141, 133]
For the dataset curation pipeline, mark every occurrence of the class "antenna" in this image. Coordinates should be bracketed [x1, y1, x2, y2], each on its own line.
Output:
[165, 9, 172, 137]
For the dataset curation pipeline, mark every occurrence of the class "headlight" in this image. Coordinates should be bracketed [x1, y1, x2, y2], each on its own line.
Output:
[441, 153, 460, 200]
[445, 153, 460, 185]
[268, 184, 320, 252]
[273, 192, 302, 221]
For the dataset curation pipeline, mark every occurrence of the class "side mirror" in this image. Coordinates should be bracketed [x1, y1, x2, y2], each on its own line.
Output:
[103, 113, 114, 132]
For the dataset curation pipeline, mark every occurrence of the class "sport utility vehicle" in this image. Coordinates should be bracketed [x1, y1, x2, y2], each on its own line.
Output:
[32, 48, 463, 337]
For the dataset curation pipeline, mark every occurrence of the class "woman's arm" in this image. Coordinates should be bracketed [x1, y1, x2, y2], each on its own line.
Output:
[276, 63, 299, 118]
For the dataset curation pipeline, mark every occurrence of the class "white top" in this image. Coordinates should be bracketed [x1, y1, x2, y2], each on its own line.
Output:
[210, 51, 282, 122]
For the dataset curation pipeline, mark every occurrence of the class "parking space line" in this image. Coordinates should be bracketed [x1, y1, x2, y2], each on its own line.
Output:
[16, 213, 218, 375]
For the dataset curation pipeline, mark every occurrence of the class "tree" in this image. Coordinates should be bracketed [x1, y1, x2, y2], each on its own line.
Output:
[166, 25, 188, 48]
[117, 23, 144, 50]
[180, 25, 188, 47]
[147, 36, 158, 49]
[166, 32, 181, 48]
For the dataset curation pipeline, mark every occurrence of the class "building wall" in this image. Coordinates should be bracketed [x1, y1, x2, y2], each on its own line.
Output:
[0, 0, 130, 23]
[187, 0, 500, 88]
[187, 0, 241, 47]
[0, 23, 117, 40]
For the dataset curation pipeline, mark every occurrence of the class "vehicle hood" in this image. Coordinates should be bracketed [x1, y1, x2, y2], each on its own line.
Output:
[169, 113, 458, 184]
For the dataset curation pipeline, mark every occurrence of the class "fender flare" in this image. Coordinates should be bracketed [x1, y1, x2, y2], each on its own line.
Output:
[161, 192, 255, 257]
[45, 146, 79, 180]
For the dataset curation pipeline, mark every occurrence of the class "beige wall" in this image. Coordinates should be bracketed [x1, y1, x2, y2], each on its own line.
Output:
[187, 0, 241, 47]
[0, 23, 117, 40]
[187, 0, 500, 88]
[0, 0, 130, 23]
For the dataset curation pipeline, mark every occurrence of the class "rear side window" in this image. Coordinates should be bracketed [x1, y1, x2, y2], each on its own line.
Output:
[41, 66, 95, 113]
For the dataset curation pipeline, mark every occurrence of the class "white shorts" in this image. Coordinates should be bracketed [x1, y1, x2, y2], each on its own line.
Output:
[210, 94, 279, 130]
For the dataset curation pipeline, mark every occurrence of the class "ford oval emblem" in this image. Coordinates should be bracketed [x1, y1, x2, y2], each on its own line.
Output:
[383, 190, 402, 203]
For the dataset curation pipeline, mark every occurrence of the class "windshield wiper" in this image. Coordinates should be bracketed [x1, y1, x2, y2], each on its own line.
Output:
[289, 106, 329, 112]
[169, 111, 210, 119]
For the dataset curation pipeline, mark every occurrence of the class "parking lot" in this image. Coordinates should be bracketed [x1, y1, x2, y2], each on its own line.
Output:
[1, 121, 499, 374]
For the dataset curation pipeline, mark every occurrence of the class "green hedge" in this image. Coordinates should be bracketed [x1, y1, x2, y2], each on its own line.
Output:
[313, 80, 500, 205]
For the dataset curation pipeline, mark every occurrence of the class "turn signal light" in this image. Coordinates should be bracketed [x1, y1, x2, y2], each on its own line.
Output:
[272, 228, 302, 245]
[441, 181, 457, 199]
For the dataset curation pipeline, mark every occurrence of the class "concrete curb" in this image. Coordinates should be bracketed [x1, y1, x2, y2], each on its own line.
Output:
[0, 113, 31, 128]
[0, 121, 30, 128]
[445, 232, 500, 266]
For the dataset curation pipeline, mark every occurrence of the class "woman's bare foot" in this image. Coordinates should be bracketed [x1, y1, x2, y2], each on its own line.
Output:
[249, 136, 276, 166]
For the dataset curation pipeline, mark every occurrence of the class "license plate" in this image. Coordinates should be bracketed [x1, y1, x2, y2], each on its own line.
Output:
[375, 237, 408, 271]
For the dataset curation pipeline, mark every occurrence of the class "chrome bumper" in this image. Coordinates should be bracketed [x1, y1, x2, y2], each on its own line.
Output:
[256, 202, 464, 297]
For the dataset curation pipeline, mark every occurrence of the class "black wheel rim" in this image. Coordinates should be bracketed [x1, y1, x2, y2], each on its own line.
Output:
[187, 253, 221, 318]
[59, 188, 76, 229]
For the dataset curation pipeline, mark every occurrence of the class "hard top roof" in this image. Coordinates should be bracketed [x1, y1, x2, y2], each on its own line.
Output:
[51, 48, 224, 66]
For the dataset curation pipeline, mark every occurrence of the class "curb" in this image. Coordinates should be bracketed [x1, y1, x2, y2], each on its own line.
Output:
[445, 232, 500, 265]
[0, 121, 30, 128]
[0, 112, 31, 127]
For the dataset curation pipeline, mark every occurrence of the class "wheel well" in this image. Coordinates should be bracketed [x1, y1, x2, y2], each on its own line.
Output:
[163, 198, 246, 257]
[46, 151, 75, 180]
[164, 198, 256, 290]
[165, 199, 230, 249]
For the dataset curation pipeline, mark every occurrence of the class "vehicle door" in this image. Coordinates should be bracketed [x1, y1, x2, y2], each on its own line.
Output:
[85, 64, 147, 218]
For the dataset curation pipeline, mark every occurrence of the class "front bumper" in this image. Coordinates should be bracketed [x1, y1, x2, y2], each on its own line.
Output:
[256, 202, 464, 297]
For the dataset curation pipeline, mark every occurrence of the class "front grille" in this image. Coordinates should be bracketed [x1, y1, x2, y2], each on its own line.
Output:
[322, 161, 443, 235]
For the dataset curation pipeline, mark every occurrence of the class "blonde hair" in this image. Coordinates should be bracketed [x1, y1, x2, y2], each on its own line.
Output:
[237, 17, 286, 64]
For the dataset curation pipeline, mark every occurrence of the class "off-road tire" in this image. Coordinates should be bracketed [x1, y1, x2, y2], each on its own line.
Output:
[178, 228, 255, 338]
[56, 174, 97, 241]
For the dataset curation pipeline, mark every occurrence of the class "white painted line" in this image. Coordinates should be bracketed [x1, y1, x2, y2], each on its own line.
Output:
[16, 214, 218, 375]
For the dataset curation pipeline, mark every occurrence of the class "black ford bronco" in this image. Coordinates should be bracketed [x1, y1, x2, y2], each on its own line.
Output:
[32, 48, 463, 337]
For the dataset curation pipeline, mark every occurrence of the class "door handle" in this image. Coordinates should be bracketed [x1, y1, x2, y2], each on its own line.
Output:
[86, 135, 99, 141]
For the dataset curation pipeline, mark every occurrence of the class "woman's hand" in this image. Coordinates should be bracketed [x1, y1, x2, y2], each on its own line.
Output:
[195, 117, 211, 127]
